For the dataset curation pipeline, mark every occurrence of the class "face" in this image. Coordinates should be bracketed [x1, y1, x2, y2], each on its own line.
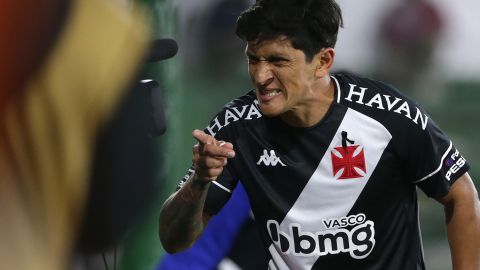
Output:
[246, 36, 318, 118]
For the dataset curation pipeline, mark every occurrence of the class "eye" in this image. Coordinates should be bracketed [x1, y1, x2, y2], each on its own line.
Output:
[267, 56, 289, 66]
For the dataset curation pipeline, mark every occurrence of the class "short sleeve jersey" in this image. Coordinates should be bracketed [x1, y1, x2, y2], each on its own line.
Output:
[177, 73, 469, 270]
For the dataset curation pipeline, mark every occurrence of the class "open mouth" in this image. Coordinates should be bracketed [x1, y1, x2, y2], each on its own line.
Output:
[259, 89, 281, 99]
[264, 91, 280, 97]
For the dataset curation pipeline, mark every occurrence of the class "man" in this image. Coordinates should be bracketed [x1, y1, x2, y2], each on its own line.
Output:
[159, 0, 480, 269]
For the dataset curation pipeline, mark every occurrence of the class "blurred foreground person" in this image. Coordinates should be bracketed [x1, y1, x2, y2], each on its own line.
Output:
[159, 0, 480, 269]
[0, 0, 175, 269]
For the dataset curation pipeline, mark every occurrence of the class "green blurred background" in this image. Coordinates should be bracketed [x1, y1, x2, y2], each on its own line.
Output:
[112, 0, 480, 269]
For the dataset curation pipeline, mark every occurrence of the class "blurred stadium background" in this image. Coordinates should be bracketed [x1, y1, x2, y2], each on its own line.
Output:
[107, 0, 480, 269]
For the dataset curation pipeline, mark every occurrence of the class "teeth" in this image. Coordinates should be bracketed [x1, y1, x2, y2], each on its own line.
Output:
[266, 91, 280, 97]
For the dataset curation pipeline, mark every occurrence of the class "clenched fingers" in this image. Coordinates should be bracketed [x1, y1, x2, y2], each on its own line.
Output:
[192, 148, 228, 168]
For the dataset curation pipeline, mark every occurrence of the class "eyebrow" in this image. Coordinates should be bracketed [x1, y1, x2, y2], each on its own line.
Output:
[266, 55, 290, 61]
[245, 51, 290, 61]
[245, 51, 257, 58]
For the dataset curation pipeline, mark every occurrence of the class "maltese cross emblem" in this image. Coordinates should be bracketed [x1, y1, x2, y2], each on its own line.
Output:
[331, 144, 366, 180]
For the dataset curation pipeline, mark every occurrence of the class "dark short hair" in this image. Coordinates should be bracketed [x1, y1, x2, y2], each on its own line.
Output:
[236, 0, 343, 62]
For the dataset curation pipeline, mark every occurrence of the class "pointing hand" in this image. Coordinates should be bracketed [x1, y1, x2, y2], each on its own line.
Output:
[192, 129, 235, 182]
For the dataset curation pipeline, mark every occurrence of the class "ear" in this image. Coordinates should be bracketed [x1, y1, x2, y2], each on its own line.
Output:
[314, 48, 335, 78]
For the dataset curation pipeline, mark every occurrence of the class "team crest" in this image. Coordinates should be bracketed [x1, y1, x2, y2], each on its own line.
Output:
[331, 132, 367, 180]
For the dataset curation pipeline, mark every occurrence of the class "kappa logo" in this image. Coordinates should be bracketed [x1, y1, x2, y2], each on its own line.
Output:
[257, 149, 286, 167]
[331, 132, 366, 179]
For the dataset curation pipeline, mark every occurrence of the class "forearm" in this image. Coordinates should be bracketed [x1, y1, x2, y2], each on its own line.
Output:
[444, 188, 480, 269]
[159, 129, 234, 253]
[159, 175, 211, 253]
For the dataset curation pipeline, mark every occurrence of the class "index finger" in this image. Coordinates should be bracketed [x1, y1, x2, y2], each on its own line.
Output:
[192, 129, 215, 145]
[192, 130, 235, 158]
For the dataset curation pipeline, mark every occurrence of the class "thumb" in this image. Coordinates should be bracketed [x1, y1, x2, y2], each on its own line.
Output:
[219, 141, 234, 150]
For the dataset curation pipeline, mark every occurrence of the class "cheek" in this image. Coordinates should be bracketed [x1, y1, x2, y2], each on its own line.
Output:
[248, 66, 256, 82]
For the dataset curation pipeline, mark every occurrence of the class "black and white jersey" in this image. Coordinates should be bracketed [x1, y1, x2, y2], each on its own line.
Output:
[177, 73, 469, 270]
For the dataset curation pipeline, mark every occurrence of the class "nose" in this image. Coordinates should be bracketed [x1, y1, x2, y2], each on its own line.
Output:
[251, 61, 273, 88]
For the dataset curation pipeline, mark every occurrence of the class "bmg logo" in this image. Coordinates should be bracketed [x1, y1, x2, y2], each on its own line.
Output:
[267, 215, 375, 259]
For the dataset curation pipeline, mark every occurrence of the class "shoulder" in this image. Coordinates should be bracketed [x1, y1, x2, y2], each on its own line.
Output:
[332, 73, 430, 133]
[204, 90, 264, 137]
[223, 90, 257, 109]
[333, 73, 407, 107]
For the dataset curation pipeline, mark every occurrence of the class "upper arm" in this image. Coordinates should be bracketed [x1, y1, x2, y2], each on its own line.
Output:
[436, 172, 480, 225]
[437, 172, 479, 207]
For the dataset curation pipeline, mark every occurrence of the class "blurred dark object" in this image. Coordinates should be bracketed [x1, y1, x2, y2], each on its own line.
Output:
[192, 0, 249, 77]
[77, 40, 176, 253]
[76, 80, 158, 253]
[140, 79, 167, 136]
[375, 0, 444, 94]
[146, 38, 178, 63]
[380, 0, 443, 47]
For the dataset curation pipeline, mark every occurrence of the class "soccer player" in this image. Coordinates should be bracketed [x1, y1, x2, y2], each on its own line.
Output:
[159, 0, 480, 269]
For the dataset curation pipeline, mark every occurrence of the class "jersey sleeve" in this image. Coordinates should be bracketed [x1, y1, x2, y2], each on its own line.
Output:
[204, 165, 239, 215]
[401, 112, 470, 198]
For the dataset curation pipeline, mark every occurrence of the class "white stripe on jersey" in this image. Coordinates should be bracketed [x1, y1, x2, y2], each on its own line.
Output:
[331, 75, 341, 103]
[413, 141, 452, 183]
[212, 181, 232, 193]
[268, 108, 392, 269]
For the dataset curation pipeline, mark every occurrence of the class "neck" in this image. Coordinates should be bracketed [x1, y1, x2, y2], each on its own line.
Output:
[279, 76, 334, 128]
